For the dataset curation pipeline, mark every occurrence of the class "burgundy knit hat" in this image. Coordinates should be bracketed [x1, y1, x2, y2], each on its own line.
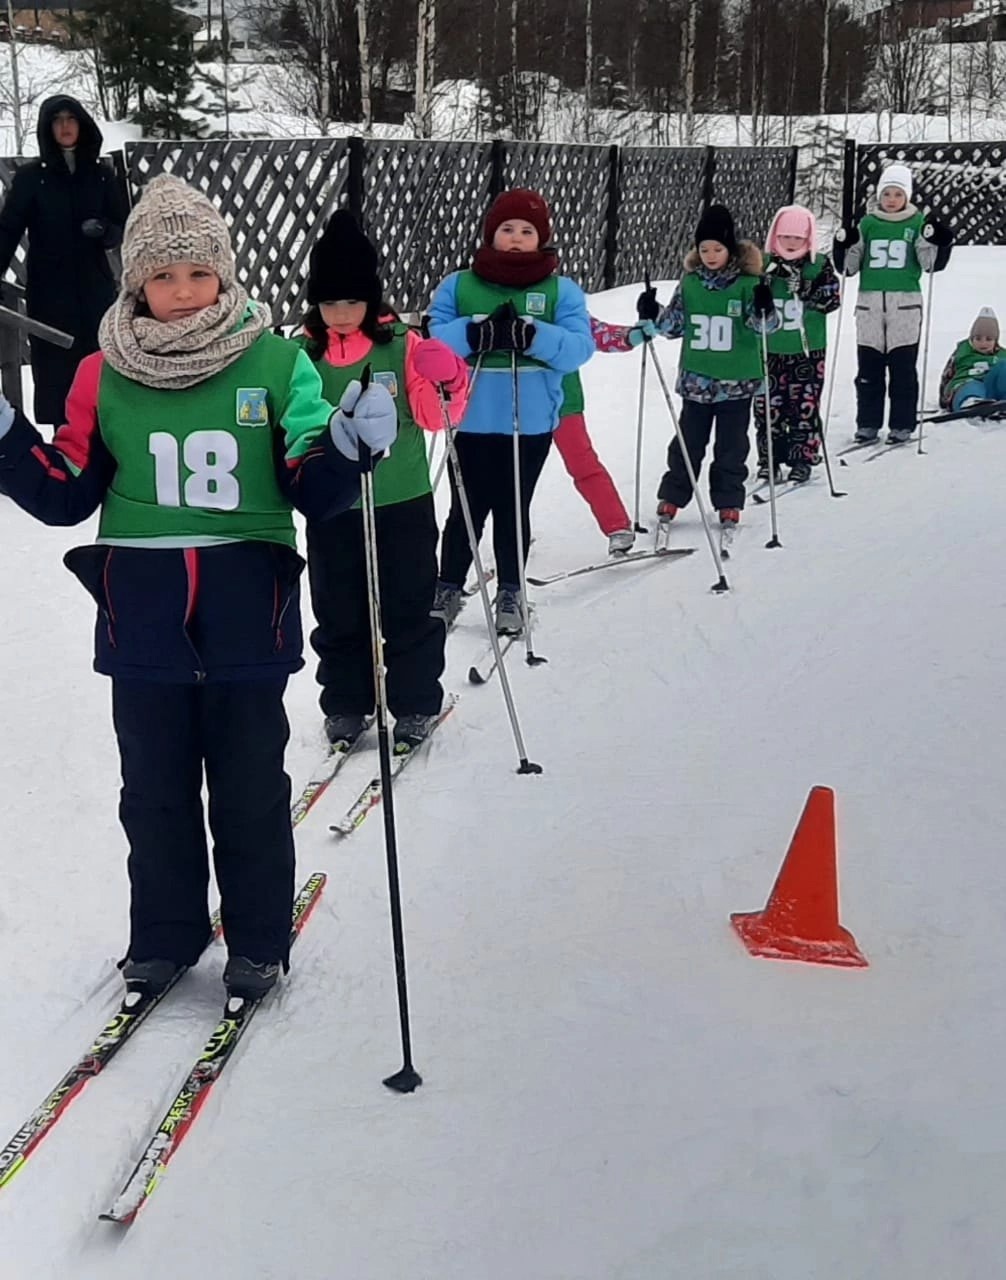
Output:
[483, 188, 553, 247]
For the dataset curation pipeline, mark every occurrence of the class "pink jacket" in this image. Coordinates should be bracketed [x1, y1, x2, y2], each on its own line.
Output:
[321, 322, 469, 430]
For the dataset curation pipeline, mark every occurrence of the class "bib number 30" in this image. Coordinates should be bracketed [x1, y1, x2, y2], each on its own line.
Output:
[149, 430, 241, 511]
[690, 315, 733, 352]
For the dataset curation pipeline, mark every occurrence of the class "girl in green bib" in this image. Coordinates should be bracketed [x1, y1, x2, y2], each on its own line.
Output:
[646, 204, 776, 527]
[0, 176, 396, 1003]
[298, 212, 469, 751]
[833, 163, 953, 443]
[758, 204, 840, 483]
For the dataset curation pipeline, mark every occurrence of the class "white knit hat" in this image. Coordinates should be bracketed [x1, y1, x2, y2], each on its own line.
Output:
[877, 163, 913, 202]
[121, 174, 236, 295]
[970, 307, 999, 343]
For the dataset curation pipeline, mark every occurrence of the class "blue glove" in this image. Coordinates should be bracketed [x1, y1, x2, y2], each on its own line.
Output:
[0, 392, 14, 440]
[627, 321, 658, 348]
[329, 380, 397, 461]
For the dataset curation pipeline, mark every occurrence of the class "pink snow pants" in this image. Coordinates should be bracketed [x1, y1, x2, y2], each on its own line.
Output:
[552, 412, 630, 535]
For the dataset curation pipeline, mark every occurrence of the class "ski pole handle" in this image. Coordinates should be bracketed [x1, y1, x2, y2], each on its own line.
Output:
[346, 364, 376, 474]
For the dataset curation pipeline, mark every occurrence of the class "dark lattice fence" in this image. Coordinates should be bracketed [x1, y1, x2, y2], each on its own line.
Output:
[501, 142, 613, 293]
[618, 147, 708, 282]
[0, 138, 798, 348]
[853, 143, 1006, 245]
[360, 140, 492, 313]
[127, 138, 350, 320]
[710, 147, 797, 244]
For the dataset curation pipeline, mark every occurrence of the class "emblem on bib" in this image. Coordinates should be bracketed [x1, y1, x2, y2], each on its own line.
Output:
[236, 388, 269, 427]
[525, 292, 547, 316]
[374, 370, 399, 398]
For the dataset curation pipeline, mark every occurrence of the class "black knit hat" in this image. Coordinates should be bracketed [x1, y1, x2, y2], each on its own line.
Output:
[307, 210, 381, 306]
[694, 204, 738, 256]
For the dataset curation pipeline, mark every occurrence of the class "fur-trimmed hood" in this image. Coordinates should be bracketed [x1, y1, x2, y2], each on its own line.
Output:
[683, 239, 763, 279]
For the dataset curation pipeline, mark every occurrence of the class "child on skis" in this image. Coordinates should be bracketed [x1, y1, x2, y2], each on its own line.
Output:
[938, 307, 1006, 412]
[833, 163, 953, 443]
[299, 211, 469, 750]
[0, 176, 396, 1002]
[553, 314, 657, 556]
[758, 204, 841, 482]
[428, 188, 593, 635]
[641, 204, 776, 528]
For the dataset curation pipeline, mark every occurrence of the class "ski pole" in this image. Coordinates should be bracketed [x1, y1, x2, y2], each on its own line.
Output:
[436, 383, 543, 776]
[917, 265, 936, 456]
[821, 270, 847, 445]
[431, 356, 486, 495]
[510, 351, 547, 668]
[645, 342, 729, 593]
[798, 315, 847, 500]
[350, 367, 421, 1095]
[760, 328, 782, 549]
[633, 337, 649, 534]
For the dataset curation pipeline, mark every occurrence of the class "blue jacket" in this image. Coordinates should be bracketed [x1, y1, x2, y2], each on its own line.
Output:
[428, 272, 594, 435]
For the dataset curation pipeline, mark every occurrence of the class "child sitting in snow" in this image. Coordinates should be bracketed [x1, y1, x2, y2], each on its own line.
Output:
[938, 307, 1006, 412]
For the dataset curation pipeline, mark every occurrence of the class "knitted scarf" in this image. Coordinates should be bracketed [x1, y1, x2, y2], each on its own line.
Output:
[98, 285, 271, 390]
[472, 245, 559, 289]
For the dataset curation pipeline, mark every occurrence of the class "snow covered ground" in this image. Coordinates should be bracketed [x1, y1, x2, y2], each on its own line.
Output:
[2, 250, 1006, 1277]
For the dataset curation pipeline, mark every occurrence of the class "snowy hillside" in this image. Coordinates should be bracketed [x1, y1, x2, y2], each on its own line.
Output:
[1, 250, 1005, 1278]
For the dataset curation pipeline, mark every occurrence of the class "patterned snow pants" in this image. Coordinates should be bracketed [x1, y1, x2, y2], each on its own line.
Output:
[753, 350, 826, 468]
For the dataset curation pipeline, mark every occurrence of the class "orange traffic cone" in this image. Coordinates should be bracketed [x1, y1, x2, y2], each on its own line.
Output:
[730, 786, 867, 967]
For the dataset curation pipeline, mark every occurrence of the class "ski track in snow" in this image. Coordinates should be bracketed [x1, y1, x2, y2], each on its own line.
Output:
[1, 249, 1005, 1278]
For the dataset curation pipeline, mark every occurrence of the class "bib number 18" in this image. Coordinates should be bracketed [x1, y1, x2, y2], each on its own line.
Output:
[149, 430, 241, 511]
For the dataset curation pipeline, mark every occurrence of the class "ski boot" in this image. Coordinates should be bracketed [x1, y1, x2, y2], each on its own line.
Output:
[394, 712, 439, 751]
[887, 427, 913, 444]
[788, 461, 812, 483]
[121, 957, 185, 1000]
[430, 580, 464, 626]
[223, 955, 281, 1002]
[655, 501, 677, 552]
[495, 585, 525, 636]
[607, 528, 635, 556]
[324, 712, 368, 747]
[854, 428, 879, 443]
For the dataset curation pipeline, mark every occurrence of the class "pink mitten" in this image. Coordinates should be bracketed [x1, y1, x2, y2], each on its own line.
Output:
[413, 338, 462, 385]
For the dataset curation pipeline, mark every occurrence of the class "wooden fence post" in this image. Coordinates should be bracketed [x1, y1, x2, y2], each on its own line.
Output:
[841, 137, 857, 229]
[603, 144, 620, 290]
[702, 145, 716, 211]
[489, 138, 505, 199]
[788, 145, 799, 204]
[348, 136, 365, 224]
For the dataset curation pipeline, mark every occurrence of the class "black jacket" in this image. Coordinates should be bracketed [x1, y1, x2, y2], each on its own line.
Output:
[0, 96, 129, 340]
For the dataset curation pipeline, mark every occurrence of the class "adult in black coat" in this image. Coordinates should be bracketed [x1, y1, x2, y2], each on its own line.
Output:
[0, 96, 129, 425]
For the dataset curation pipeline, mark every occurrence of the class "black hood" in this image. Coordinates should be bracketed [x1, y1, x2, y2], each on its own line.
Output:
[37, 96, 103, 167]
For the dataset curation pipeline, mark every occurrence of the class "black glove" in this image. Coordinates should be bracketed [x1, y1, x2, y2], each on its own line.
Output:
[752, 281, 775, 320]
[466, 302, 536, 355]
[832, 224, 858, 274]
[923, 220, 954, 248]
[636, 281, 660, 322]
[765, 258, 795, 280]
[81, 218, 107, 239]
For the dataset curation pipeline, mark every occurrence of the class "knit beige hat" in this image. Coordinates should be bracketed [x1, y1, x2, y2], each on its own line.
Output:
[122, 174, 236, 294]
[970, 306, 999, 344]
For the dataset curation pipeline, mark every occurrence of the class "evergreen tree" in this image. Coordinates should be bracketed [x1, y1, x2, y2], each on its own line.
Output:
[70, 0, 206, 138]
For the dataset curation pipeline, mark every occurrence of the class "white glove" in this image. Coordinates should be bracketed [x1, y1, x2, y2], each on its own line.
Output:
[0, 392, 14, 440]
[329, 379, 398, 462]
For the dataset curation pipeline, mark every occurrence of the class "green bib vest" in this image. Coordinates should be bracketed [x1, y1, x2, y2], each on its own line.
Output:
[97, 334, 302, 548]
[559, 371, 585, 417]
[681, 273, 762, 380]
[765, 254, 828, 355]
[857, 212, 925, 294]
[453, 271, 559, 371]
[946, 339, 1002, 397]
[304, 327, 430, 509]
